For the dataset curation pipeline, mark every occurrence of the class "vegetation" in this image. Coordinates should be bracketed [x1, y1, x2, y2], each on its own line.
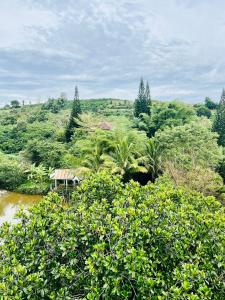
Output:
[1, 81, 225, 298]
[1, 173, 225, 299]
[134, 78, 152, 117]
[213, 89, 225, 146]
[65, 86, 82, 142]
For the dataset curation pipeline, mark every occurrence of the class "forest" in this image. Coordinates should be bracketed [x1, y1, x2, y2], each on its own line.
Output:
[1, 80, 225, 299]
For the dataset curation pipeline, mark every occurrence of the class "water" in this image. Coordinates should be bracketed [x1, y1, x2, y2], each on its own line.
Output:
[0, 191, 42, 225]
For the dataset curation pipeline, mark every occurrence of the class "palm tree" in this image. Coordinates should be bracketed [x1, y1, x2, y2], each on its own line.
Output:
[141, 139, 162, 181]
[108, 133, 145, 176]
[82, 142, 106, 173]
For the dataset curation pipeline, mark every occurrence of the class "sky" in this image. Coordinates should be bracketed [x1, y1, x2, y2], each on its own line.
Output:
[0, 0, 225, 104]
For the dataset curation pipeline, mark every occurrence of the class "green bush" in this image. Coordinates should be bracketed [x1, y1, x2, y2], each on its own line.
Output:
[0, 153, 26, 189]
[16, 181, 50, 195]
[1, 173, 225, 299]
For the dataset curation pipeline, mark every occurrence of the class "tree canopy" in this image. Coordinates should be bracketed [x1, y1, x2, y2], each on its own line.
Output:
[1, 173, 225, 299]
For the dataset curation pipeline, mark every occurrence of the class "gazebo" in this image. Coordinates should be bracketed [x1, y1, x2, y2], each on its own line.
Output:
[50, 169, 80, 189]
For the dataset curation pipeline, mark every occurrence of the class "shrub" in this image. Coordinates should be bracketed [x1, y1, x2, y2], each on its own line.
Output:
[163, 162, 224, 196]
[0, 153, 26, 189]
[16, 181, 50, 195]
[1, 173, 225, 299]
[196, 105, 211, 118]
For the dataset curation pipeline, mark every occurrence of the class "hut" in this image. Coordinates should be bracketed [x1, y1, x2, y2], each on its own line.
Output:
[99, 121, 112, 130]
[50, 169, 81, 190]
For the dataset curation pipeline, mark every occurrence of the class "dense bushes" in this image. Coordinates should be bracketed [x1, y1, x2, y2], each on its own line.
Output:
[155, 119, 223, 169]
[0, 153, 26, 189]
[1, 173, 225, 299]
[16, 181, 50, 195]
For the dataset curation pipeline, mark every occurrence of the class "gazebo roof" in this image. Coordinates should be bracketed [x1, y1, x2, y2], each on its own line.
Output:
[50, 169, 78, 180]
[99, 121, 112, 130]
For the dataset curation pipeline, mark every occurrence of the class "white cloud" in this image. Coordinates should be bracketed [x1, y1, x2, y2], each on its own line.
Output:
[0, 0, 224, 104]
[0, 1, 59, 48]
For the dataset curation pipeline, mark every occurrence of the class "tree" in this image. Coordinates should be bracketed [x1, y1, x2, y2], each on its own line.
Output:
[107, 130, 146, 177]
[1, 173, 225, 298]
[145, 81, 152, 116]
[140, 139, 162, 181]
[65, 86, 82, 142]
[26, 139, 65, 168]
[10, 100, 20, 109]
[82, 142, 106, 173]
[0, 152, 26, 189]
[163, 163, 223, 196]
[155, 119, 223, 170]
[134, 101, 196, 138]
[205, 97, 217, 110]
[213, 89, 225, 146]
[134, 78, 149, 117]
[196, 105, 211, 118]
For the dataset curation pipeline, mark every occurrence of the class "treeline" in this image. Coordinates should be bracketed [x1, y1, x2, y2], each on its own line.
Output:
[0, 81, 224, 197]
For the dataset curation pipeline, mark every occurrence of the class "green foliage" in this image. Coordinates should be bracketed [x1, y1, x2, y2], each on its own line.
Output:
[0, 153, 26, 190]
[25, 139, 65, 168]
[27, 110, 48, 123]
[140, 139, 162, 181]
[145, 81, 152, 115]
[213, 89, 225, 146]
[16, 181, 50, 195]
[1, 174, 225, 298]
[10, 100, 20, 109]
[163, 163, 224, 196]
[155, 119, 223, 170]
[42, 98, 66, 113]
[74, 128, 147, 177]
[205, 97, 218, 110]
[195, 105, 211, 118]
[0, 112, 18, 125]
[134, 101, 196, 137]
[26, 164, 52, 183]
[82, 142, 106, 172]
[134, 78, 151, 117]
[65, 87, 82, 142]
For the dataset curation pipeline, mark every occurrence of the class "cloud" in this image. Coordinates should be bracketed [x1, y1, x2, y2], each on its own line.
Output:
[0, 0, 225, 104]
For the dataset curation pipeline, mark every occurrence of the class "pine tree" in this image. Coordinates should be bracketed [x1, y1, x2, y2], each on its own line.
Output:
[213, 89, 225, 146]
[145, 81, 152, 116]
[134, 78, 149, 117]
[65, 86, 82, 142]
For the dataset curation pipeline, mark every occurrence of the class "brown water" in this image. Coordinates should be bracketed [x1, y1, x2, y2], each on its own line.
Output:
[0, 191, 42, 225]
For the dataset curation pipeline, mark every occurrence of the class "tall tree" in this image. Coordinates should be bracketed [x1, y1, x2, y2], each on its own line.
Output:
[134, 78, 150, 117]
[65, 86, 82, 142]
[213, 89, 225, 146]
[145, 81, 152, 116]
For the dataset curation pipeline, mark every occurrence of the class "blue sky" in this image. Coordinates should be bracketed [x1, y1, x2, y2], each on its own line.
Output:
[0, 0, 225, 104]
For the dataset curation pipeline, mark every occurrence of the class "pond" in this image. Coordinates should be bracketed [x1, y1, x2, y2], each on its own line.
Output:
[0, 191, 42, 225]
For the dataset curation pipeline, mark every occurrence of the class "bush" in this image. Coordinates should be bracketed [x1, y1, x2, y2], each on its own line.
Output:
[163, 162, 224, 196]
[155, 119, 223, 170]
[196, 105, 211, 118]
[1, 173, 225, 299]
[0, 153, 26, 189]
[16, 181, 50, 195]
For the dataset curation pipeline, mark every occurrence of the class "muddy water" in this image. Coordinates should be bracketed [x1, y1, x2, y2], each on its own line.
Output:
[0, 191, 42, 225]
